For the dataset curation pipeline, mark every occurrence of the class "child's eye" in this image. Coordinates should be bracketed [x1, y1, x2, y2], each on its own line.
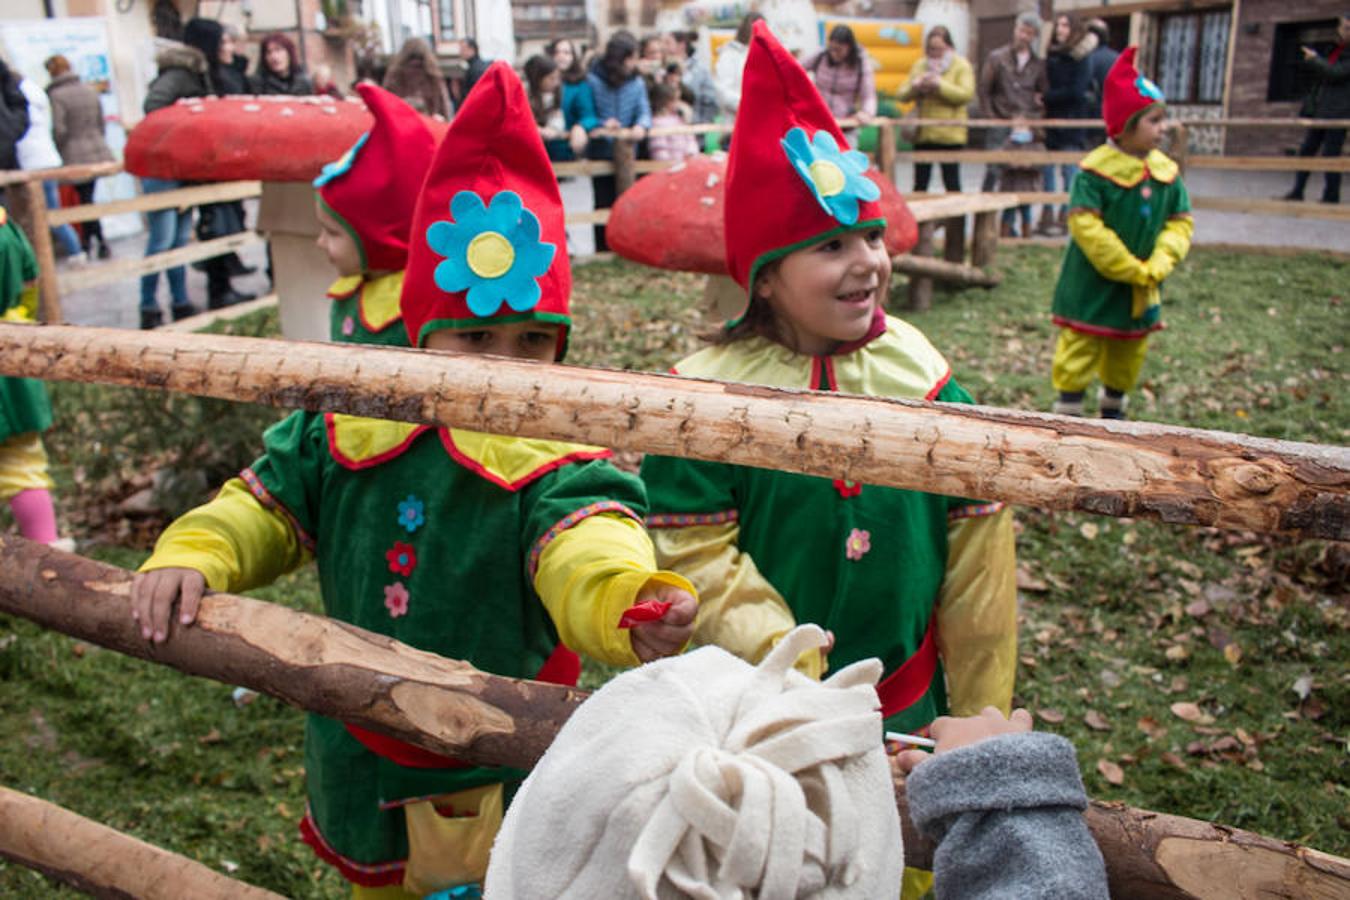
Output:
[818, 239, 843, 252]
[521, 331, 554, 346]
[461, 331, 493, 344]
[865, 228, 885, 244]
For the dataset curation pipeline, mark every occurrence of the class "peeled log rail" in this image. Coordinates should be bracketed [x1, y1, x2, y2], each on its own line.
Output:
[2, 539, 1349, 900]
[891, 252, 1003, 287]
[0, 324, 1347, 541]
[0, 786, 284, 900]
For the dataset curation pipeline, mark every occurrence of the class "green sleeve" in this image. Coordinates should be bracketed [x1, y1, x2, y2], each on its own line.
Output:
[1170, 176, 1191, 216]
[244, 410, 329, 544]
[1067, 168, 1103, 212]
[521, 459, 650, 565]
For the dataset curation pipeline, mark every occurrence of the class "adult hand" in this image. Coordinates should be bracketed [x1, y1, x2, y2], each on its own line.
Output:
[1300, 45, 1318, 60]
[568, 124, 589, 156]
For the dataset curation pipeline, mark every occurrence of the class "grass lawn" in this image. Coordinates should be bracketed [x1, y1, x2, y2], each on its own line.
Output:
[1, 246, 1346, 896]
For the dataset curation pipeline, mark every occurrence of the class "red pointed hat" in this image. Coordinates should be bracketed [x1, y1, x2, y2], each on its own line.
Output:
[400, 62, 570, 356]
[314, 83, 436, 272]
[1102, 47, 1166, 138]
[724, 20, 886, 299]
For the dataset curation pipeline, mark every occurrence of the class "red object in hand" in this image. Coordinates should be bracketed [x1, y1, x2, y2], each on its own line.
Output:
[618, 599, 673, 629]
[125, 95, 449, 182]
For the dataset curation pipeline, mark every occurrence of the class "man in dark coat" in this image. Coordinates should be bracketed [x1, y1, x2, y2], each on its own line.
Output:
[1284, 14, 1350, 203]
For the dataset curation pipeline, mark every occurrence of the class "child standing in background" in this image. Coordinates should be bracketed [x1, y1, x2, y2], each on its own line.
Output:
[130, 63, 696, 899]
[646, 83, 699, 162]
[1050, 48, 1193, 419]
[640, 19, 1016, 759]
[314, 83, 438, 348]
[0, 207, 70, 552]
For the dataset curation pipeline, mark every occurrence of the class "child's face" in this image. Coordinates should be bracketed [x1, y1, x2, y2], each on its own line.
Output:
[314, 199, 363, 278]
[756, 228, 890, 356]
[1119, 106, 1166, 156]
[424, 321, 561, 362]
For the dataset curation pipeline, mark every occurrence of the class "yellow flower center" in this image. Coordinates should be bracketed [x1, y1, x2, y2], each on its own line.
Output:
[466, 231, 515, 279]
[808, 160, 846, 198]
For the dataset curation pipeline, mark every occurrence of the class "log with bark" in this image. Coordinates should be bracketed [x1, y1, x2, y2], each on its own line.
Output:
[1, 537, 1348, 899]
[0, 325, 1346, 540]
[0, 785, 284, 899]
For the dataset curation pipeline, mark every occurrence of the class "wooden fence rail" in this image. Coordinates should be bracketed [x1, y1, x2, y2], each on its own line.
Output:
[0, 324, 1345, 540]
[2, 536, 1348, 900]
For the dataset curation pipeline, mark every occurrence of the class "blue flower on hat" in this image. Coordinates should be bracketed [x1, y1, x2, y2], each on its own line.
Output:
[425, 190, 557, 318]
[313, 132, 369, 188]
[1135, 75, 1164, 103]
[781, 127, 880, 226]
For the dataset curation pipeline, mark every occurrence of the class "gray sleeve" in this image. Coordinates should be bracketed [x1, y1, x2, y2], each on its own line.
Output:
[906, 732, 1109, 900]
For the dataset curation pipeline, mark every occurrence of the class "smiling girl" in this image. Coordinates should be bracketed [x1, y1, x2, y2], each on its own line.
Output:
[640, 21, 1017, 743]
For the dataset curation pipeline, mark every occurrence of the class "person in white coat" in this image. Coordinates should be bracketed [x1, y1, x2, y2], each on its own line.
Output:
[713, 12, 763, 123]
[16, 75, 83, 261]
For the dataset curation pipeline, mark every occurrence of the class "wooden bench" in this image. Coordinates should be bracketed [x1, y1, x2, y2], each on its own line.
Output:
[897, 192, 1025, 311]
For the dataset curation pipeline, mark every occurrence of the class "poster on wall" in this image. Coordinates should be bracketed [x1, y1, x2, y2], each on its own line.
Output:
[0, 17, 139, 239]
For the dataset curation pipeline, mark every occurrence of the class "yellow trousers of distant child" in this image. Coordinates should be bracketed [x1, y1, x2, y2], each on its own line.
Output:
[1051, 328, 1149, 395]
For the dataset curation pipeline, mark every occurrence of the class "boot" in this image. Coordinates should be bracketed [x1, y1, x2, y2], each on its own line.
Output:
[206, 258, 256, 309]
[140, 308, 163, 330]
[1035, 208, 1058, 236]
[224, 253, 257, 277]
[170, 303, 197, 321]
[1099, 388, 1128, 420]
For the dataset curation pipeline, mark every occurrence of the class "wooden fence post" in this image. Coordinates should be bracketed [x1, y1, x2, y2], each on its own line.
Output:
[906, 222, 935, 311]
[1172, 123, 1190, 178]
[614, 135, 637, 196]
[878, 122, 897, 186]
[971, 209, 1000, 269]
[12, 181, 62, 324]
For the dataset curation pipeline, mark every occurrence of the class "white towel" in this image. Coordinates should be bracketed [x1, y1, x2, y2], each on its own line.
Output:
[486, 625, 903, 899]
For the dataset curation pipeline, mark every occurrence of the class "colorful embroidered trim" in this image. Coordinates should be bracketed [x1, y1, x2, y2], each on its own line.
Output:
[645, 509, 740, 529]
[528, 500, 642, 577]
[239, 467, 316, 552]
[949, 501, 1005, 520]
[299, 807, 406, 887]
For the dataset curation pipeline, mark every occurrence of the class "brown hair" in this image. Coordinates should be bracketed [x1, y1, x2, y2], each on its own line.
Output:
[735, 12, 765, 45]
[44, 54, 71, 77]
[259, 32, 300, 77]
[925, 26, 955, 50]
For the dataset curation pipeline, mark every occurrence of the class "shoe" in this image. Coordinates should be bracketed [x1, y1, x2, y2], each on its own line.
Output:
[208, 288, 256, 310]
[1319, 196, 1341, 205]
[47, 537, 77, 553]
[1034, 210, 1058, 236]
[1000, 221, 1015, 239]
[225, 254, 257, 277]
[1280, 190, 1304, 202]
[170, 303, 197, 321]
[97, 241, 111, 260]
[61, 250, 88, 267]
[140, 308, 163, 330]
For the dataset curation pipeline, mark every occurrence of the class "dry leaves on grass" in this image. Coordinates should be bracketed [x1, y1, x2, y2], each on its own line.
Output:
[1084, 710, 1112, 732]
[1036, 708, 1066, 724]
[1170, 701, 1216, 725]
[1096, 759, 1126, 785]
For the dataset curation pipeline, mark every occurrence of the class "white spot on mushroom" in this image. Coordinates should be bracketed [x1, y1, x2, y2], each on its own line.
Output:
[700, 197, 715, 207]
[280, 107, 295, 116]
[670, 162, 687, 173]
[321, 106, 338, 114]
[705, 173, 720, 189]
[243, 104, 262, 112]
[188, 106, 205, 114]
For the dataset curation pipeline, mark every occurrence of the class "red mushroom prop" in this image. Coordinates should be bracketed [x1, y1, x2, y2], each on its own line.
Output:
[608, 154, 919, 278]
[125, 95, 449, 182]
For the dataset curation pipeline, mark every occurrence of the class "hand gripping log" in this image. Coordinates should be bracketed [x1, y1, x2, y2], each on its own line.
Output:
[1, 538, 1348, 900]
[0, 324, 1346, 540]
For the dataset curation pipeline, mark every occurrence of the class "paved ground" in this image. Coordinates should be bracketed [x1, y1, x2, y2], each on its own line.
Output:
[55, 172, 1347, 330]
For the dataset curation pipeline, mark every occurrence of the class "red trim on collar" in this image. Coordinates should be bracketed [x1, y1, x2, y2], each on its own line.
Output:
[925, 368, 952, 401]
[833, 304, 889, 355]
[357, 286, 402, 334]
[324, 413, 432, 471]
[437, 430, 612, 492]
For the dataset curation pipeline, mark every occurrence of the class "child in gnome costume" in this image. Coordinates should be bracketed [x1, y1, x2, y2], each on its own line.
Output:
[0, 206, 71, 551]
[314, 83, 437, 347]
[486, 625, 1109, 899]
[639, 25, 1016, 892]
[1049, 47, 1193, 420]
[130, 62, 697, 899]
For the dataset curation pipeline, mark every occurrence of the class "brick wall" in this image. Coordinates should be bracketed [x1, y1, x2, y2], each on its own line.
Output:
[1226, 0, 1342, 156]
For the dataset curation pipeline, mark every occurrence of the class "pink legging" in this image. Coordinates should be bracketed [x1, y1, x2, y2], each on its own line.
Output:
[10, 488, 58, 543]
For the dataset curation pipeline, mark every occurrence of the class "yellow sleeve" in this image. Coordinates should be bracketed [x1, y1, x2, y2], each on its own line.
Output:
[652, 523, 824, 680]
[139, 478, 310, 592]
[533, 513, 695, 669]
[897, 59, 922, 102]
[936, 61, 975, 106]
[936, 507, 1017, 716]
[1068, 211, 1152, 287]
[1145, 215, 1194, 283]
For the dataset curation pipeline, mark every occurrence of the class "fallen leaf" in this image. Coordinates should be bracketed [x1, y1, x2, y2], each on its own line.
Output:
[1096, 759, 1125, 785]
[1165, 645, 1191, 662]
[1184, 599, 1211, 618]
[1036, 708, 1066, 724]
[1235, 728, 1255, 746]
[1084, 710, 1112, 732]
[71, 643, 87, 658]
[1137, 717, 1167, 740]
[1292, 675, 1314, 701]
[1210, 736, 1242, 753]
[1223, 643, 1243, 666]
[1080, 522, 1099, 540]
[198, 728, 223, 745]
[1160, 751, 1187, 769]
[1170, 702, 1215, 725]
[221, 860, 239, 874]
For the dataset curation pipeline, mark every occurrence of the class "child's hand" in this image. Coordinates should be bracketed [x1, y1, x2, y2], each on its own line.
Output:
[131, 567, 207, 644]
[569, 124, 589, 156]
[629, 582, 697, 663]
[892, 706, 1033, 774]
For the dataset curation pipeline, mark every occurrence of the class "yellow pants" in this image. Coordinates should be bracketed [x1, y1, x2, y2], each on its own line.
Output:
[0, 432, 53, 501]
[1051, 328, 1149, 395]
[350, 783, 502, 900]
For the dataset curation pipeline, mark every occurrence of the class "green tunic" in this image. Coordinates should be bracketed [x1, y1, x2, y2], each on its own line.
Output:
[327, 271, 408, 347]
[242, 409, 646, 879]
[640, 315, 995, 733]
[0, 209, 51, 444]
[1052, 145, 1191, 338]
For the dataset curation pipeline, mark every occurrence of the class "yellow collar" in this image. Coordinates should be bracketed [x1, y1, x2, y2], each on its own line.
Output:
[326, 271, 404, 333]
[1080, 144, 1179, 188]
[324, 413, 612, 491]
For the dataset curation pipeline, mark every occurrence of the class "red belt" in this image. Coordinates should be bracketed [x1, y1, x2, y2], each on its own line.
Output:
[874, 619, 939, 719]
[345, 642, 581, 769]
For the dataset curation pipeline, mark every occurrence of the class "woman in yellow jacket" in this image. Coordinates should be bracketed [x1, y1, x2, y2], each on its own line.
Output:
[898, 25, 975, 193]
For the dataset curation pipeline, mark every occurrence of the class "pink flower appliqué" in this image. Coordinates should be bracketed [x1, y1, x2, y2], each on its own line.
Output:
[341, 315, 356, 336]
[385, 541, 417, 577]
[833, 478, 862, 499]
[845, 528, 871, 561]
[384, 582, 410, 618]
